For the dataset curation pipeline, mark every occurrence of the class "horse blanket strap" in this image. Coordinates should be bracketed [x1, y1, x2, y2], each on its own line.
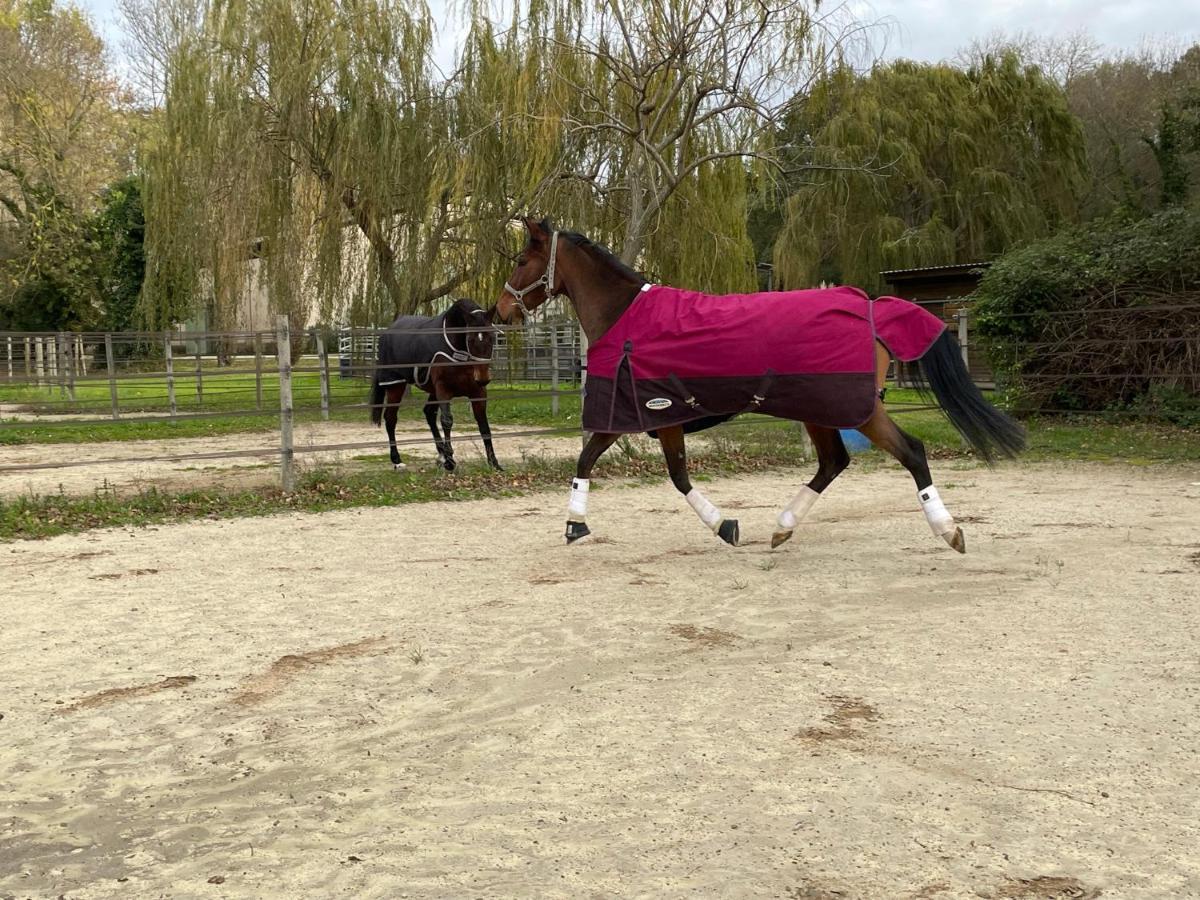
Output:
[377, 310, 487, 388]
[582, 284, 946, 434]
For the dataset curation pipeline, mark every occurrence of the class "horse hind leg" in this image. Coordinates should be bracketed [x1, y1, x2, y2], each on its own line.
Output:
[857, 404, 965, 553]
[384, 384, 407, 470]
[771, 424, 850, 548]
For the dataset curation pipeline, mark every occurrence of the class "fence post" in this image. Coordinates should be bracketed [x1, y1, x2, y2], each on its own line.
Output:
[164, 332, 177, 419]
[254, 333, 264, 411]
[194, 349, 203, 407]
[276, 315, 295, 492]
[77, 334, 88, 377]
[799, 423, 814, 461]
[550, 324, 560, 416]
[5, 336, 11, 380]
[63, 333, 76, 402]
[104, 333, 119, 420]
[34, 337, 44, 386]
[24, 337, 31, 380]
[56, 333, 67, 398]
[957, 309, 970, 371]
[315, 329, 331, 421]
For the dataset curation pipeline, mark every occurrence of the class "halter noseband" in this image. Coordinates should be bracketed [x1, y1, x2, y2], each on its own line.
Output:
[444, 308, 495, 363]
[503, 230, 560, 321]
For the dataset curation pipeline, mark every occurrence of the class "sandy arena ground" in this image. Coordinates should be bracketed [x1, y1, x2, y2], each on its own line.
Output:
[2, 462, 1199, 899]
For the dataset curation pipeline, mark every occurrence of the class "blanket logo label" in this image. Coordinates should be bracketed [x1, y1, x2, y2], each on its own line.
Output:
[645, 397, 673, 411]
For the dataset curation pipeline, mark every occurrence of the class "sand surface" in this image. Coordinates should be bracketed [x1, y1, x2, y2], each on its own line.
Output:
[2, 462, 1199, 898]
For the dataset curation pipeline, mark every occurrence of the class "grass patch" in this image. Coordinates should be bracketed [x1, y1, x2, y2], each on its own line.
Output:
[6, 377, 1197, 464]
[0, 435, 814, 541]
[0, 378, 581, 445]
[709, 389, 1200, 464]
[4, 401, 1197, 541]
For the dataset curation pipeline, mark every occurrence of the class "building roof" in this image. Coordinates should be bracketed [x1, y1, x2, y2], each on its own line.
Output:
[880, 262, 991, 281]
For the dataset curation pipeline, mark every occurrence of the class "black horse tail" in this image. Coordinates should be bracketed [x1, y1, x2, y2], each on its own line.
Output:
[369, 367, 385, 426]
[913, 330, 1025, 464]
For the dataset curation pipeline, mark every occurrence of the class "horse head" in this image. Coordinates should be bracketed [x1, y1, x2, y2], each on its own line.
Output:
[496, 217, 564, 324]
[446, 298, 496, 361]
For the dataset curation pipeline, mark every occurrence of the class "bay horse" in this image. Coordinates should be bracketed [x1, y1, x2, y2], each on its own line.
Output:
[369, 298, 502, 472]
[496, 218, 1025, 550]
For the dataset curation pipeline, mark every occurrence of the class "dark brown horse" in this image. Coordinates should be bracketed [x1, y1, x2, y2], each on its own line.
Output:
[497, 218, 1024, 549]
[369, 298, 502, 472]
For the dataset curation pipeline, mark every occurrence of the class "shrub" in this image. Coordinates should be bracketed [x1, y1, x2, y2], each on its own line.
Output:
[972, 207, 1200, 413]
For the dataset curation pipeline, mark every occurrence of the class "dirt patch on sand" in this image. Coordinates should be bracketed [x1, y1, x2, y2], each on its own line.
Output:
[990, 875, 1102, 899]
[57, 675, 198, 713]
[668, 623, 740, 648]
[231, 636, 389, 707]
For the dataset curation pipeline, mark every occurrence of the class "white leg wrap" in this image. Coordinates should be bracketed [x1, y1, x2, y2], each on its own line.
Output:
[918, 486, 957, 538]
[685, 488, 722, 532]
[777, 486, 820, 530]
[568, 478, 590, 521]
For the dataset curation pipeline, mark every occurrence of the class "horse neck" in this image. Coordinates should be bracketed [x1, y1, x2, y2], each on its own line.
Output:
[562, 245, 644, 343]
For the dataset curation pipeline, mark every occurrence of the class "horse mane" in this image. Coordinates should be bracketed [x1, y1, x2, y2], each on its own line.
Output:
[534, 217, 646, 284]
[444, 297, 485, 328]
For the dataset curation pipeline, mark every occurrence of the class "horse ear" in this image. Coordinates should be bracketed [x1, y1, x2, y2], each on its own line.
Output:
[524, 216, 548, 243]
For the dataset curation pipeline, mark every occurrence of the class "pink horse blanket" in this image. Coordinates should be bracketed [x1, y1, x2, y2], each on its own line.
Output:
[582, 284, 945, 434]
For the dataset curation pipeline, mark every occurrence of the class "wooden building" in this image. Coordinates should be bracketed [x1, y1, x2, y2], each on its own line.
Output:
[881, 262, 993, 386]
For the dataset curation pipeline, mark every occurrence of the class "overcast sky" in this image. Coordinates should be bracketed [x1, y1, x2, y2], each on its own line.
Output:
[850, 0, 1198, 62]
[79, 0, 1198, 71]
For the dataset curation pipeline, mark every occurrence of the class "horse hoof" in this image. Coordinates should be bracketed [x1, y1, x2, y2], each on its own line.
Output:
[443, 457, 457, 473]
[947, 527, 966, 554]
[565, 520, 591, 544]
[771, 529, 793, 549]
[717, 519, 740, 546]
[490, 460, 504, 472]
[392, 462, 407, 472]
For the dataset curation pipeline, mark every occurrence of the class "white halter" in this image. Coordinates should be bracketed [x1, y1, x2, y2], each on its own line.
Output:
[503, 230, 560, 321]
[442, 307, 495, 363]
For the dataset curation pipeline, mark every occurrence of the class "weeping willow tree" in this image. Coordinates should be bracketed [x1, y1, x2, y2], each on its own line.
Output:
[142, 0, 532, 332]
[460, 0, 859, 295]
[774, 55, 1089, 293]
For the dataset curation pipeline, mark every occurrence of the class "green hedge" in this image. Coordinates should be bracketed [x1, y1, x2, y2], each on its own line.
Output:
[972, 207, 1200, 417]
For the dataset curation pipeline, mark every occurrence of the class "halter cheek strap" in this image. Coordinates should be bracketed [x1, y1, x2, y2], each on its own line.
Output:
[442, 310, 495, 363]
[503, 230, 560, 320]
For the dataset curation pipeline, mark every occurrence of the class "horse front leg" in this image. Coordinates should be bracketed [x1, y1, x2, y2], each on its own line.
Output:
[384, 384, 408, 470]
[434, 383, 456, 472]
[565, 431, 621, 543]
[771, 424, 849, 548]
[422, 393, 447, 469]
[470, 388, 502, 470]
[658, 425, 738, 546]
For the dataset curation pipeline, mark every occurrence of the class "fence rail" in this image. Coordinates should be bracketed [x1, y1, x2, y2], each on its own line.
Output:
[0, 317, 593, 487]
[2, 305, 1197, 488]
